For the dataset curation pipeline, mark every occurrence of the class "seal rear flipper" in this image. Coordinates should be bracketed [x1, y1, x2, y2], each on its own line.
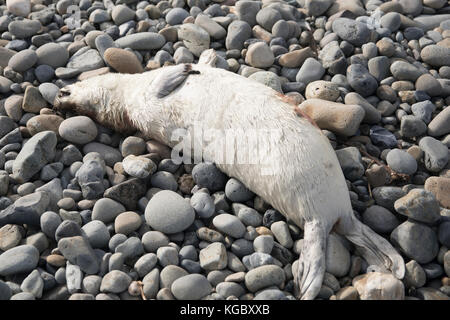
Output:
[295, 220, 327, 300]
[151, 64, 199, 98]
[340, 214, 405, 279]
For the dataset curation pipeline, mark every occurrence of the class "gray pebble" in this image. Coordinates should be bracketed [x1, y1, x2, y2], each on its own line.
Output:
[8, 49, 38, 73]
[92, 198, 125, 224]
[213, 213, 246, 238]
[100, 270, 132, 293]
[0, 245, 39, 276]
[171, 274, 212, 300]
[362, 205, 399, 234]
[157, 246, 179, 267]
[391, 220, 439, 264]
[419, 136, 449, 173]
[190, 191, 215, 218]
[81, 220, 110, 249]
[141, 231, 170, 253]
[386, 149, 418, 175]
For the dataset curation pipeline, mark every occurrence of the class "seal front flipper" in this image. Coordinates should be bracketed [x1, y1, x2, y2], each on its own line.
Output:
[295, 220, 327, 300]
[151, 63, 199, 98]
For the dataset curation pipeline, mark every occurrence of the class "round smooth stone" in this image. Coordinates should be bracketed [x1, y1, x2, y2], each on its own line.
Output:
[145, 190, 195, 234]
[386, 149, 418, 175]
[171, 274, 212, 300]
[59, 116, 98, 144]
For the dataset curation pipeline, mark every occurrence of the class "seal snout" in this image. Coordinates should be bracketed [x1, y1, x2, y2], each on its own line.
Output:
[53, 87, 74, 111]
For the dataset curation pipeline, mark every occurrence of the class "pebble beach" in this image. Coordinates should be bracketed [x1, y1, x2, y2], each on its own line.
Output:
[0, 0, 450, 301]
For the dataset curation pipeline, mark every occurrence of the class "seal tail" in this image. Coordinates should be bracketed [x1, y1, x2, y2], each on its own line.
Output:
[338, 214, 405, 279]
[294, 220, 327, 300]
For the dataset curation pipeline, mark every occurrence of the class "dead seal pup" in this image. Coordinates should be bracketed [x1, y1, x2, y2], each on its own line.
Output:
[54, 49, 405, 300]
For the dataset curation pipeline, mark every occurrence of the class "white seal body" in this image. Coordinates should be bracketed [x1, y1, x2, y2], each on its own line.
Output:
[55, 51, 405, 300]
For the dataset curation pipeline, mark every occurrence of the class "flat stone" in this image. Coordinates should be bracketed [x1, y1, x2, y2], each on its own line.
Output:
[8, 19, 41, 38]
[0, 191, 50, 227]
[421, 45, 450, 68]
[8, 49, 37, 73]
[36, 43, 69, 68]
[244, 264, 285, 292]
[347, 64, 378, 97]
[428, 107, 450, 137]
[213, 213, 246, 238]
[171, 274, 211, 300]
[326, 234, 351, 277]
[75, 153, 106, 200]
[0, 245, 39, 276]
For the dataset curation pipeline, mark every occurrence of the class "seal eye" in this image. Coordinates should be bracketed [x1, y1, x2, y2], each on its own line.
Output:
[58, 88, 71, 98]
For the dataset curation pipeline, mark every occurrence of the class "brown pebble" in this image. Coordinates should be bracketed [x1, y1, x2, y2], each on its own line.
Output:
[104, 48, 144, 74]
[46, 254, 66, 267]
[424, 176, 450, 209]
[26, 114, 64, 136]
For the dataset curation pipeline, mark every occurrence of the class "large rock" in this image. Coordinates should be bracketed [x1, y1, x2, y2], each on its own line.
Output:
[297, 99, 365, 136]
[12, 131, 57, 183]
